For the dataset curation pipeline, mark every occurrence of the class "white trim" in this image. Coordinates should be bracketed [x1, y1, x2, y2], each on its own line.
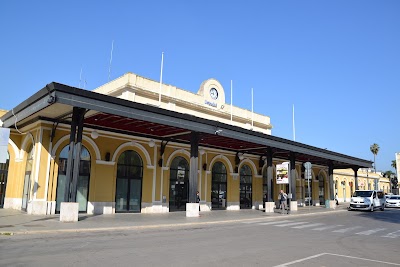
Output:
[208, 154, 234, 173]
[112, 141, 152, 166]
[44, 130, 52, 202]
[20, 132, 35, 160]
[52, 134, 101, 161]
[238, 158, 258, 175]
[96, 160, 115, 166]
[8, 138, 20, 161]
[165, 149, 190, 167]
[33, 129, 43, 200]
[152, 145, 157, 202]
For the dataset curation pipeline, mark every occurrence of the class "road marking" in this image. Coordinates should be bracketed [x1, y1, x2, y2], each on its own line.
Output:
[291, 223, 324, 229]
[356, 228, 386, 235]
[241, 220, 269, 224]
[312, 225, 343, 231]
[332, 226, 362, 233]
[258, 220, 291, 225]
[274, 221, 308, 227]
[382, 230, 400, 238]
[273, 252, 400, 267]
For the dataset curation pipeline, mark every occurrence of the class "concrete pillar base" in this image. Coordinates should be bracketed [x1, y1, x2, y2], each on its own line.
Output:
[186, 203, 200, 217]
[264, 202, 275, 213]
[326, 200, 337, 209]
[60, 202, 79, 222]
[289, 201, 298, 211]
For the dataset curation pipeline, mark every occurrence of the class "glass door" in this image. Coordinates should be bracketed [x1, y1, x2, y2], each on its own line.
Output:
[211, 162, 227, 210]
[169, 156, 189, 211]
[56, 146, 91, 213]
[115, 150, 143, 213]
[0, 153, 9, 208]
[240, 164, 252, 209]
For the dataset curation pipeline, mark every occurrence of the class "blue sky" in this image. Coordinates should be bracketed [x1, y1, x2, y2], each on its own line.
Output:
[1, 1, 399, 173]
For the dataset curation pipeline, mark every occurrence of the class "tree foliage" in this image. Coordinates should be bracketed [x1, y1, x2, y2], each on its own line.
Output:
[370, 143, 379, 172]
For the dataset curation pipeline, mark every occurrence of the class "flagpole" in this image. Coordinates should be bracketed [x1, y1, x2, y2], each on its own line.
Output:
[108, 40, 114, 81]
[251, 88, 254, 129]
[293, 104, 296, 141]
[230, 80, 233, 122]
[158, 52, 164, 107]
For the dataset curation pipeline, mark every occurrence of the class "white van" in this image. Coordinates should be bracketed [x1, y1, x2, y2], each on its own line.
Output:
[349, 190, 385, 211]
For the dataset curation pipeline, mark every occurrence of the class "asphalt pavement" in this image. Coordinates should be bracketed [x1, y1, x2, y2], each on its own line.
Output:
[0, 203, 350, 235]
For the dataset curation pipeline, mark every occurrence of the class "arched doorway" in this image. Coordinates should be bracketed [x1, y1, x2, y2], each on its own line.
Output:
[56, 145, 91, 213]
[22, 144, 34, 211]
[169, 156, 189, 211]
[240, 164, 252, 209]
[211, 161, 227, 210]
[0, 152, 9, 208]
[115, 150, 143, 213]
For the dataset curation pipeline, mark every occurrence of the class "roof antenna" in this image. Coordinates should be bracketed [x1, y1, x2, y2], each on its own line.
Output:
[108, 40, 114, 82]
[79, 66, 83, 88]
[158, 51, 164, 107]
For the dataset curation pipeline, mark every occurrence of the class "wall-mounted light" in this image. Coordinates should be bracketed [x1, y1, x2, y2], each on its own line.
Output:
[91, 130, 99, 139]
[199, 149, 205, 155]
[148, 139, 155, 148]
[238, 153, 244, 160]
[203, 163, 207, 171]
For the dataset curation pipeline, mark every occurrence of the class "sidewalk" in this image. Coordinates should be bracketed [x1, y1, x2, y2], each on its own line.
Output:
[0, 204, 349, 236]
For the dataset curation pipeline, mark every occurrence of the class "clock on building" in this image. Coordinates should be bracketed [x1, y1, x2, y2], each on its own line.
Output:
[209, 88, 218, 100]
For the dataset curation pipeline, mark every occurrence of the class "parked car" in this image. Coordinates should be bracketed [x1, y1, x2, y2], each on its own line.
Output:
[385, 195, 400, 208]
[349, 190, 385, 211]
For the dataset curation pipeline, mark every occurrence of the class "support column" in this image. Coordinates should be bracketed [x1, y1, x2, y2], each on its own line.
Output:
[63, 108, 78, 202]
[187, 132, 199, 217]
[70, 108, 85, 202]
[266, 148, 273, 202]
[289, 152, 296, 200]
[353, 167, 359, 191]
[188, 132, 199, 203]
[326, 161, 337, 209]
[328, 161, 334, 200]
[289, 152, 297, 211]
[264, 147, 275, 212]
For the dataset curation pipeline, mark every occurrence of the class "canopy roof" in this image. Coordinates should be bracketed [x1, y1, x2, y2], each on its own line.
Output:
[1, 82, 372, 169]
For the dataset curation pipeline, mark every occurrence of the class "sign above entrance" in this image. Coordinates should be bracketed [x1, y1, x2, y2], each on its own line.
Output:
[276, 162, 289, 184]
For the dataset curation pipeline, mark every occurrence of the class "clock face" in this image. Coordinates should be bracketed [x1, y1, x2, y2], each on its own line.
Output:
[209, 88, 218, 100]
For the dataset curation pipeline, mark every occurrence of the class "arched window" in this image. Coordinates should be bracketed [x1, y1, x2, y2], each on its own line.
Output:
[22, 144, 34, 211]
[211, 161, 227, 209]
[240, 164, 252, 209]
[115, 150, 143, 213]
[169, 156, 189, 211]
[56, 145, 91, 213]
[0, 152, 10, 208]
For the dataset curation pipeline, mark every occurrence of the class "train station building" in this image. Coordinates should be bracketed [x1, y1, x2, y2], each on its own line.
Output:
[0, 72, 375, 215]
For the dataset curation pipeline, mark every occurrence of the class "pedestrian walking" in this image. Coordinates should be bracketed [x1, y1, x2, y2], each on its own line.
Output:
[196, 191, 200, 203]
[279, 190, 288, 214]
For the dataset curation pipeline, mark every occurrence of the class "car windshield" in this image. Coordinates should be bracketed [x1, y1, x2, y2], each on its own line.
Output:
[389, 196, 400, 200]
[352, 191, 373, 197]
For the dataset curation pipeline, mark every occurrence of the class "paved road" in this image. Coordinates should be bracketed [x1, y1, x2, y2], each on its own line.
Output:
[0, 208, 399, 267]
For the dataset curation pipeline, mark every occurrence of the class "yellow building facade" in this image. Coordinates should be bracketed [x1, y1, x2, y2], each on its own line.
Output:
[0, 73, 373, 215]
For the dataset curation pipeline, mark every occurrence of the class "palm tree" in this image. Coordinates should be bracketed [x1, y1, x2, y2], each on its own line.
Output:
[370, 143, 379, 173]
[391, 160, 397, 170]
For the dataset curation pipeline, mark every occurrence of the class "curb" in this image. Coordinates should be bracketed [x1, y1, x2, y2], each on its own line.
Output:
[0, 209, 347, 236]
